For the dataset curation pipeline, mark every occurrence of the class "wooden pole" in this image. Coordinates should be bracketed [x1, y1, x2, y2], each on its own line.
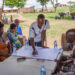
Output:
[0, 0, 4, 22]
[2, 0, 5, 13]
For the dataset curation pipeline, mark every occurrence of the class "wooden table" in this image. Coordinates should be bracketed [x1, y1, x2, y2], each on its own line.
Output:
[0, 56, 57, 75]
[0, 47, 63, 75]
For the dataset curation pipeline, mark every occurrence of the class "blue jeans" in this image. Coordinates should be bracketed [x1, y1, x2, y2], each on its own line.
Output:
[29, 40, 42, 47]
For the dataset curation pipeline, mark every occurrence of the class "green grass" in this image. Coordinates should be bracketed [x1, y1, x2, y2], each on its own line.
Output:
[47, 24, 75, 38]
[70, 5, 75, 13]
[47, 25, 64, 38]
[22, 7, 71, 20]
[22, 12, 58, 20]
[56, 7, 69, 13]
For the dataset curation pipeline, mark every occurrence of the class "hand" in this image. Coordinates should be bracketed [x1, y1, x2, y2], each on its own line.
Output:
[42, 46, 49, 48]
[32, 50, 38, 55]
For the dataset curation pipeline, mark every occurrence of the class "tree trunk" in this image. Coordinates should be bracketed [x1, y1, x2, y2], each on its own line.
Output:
[54, 0, 58, 12]
[54, 7, 57, 12]
[42, 6, 44, 12]
[50, 0, 58, 12]
[2, 0, 5, 13]
[50, 0, 55, 12]
[45, 4, 47, 11]
[50, 0, 55, 8]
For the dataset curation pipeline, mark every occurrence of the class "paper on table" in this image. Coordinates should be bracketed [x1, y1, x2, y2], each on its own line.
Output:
[15, 46, 63, 61]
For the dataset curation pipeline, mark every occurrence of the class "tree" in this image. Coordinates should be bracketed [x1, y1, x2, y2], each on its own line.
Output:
[2, 0, 5, 12]
[50, 0, 59, 12]
[37, 0, 49, 11]
[44, 0, 50, 11]
[5, 0, 27, 8]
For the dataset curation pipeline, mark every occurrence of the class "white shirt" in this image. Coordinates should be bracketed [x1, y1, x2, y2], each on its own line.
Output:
[29, 20, 50, 42]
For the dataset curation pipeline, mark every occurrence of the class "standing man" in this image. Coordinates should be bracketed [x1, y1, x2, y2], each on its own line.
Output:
[29, 14, 50, 55]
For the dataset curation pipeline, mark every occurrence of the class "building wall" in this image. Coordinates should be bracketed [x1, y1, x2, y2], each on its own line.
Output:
[4, 6, 35, 13]
[21, 6, 35, 13]
[4, 9, 19, 13]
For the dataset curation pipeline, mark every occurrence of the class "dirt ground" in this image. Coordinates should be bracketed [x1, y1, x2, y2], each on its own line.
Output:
[4, 13, 75, 48]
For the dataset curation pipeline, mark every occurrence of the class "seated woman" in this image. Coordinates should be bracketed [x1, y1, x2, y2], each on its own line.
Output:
[7, 23, 22, 49]
[0, 22, 9, 61]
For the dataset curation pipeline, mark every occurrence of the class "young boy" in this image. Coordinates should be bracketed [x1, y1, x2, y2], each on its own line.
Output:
[14, 19, 22, 35]
[8, 19, 22, 35]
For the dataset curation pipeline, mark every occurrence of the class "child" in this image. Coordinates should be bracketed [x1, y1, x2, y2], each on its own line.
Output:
[7, 23, 22, 49]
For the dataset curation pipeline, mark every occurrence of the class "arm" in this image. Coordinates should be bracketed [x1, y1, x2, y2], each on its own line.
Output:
[30, 38, 38, 55]
[41, 20, 50, 48]
[0, 42, 7, 49]
[29, 23, 38, 55]
[19, 27, 22, 35]
[41, 30, 46, 47]
[30, 38, 36, 51]
[7, 33, 18, 42]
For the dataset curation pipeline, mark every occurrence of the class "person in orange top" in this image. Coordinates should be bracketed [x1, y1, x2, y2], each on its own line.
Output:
[0, 22, 9, 61]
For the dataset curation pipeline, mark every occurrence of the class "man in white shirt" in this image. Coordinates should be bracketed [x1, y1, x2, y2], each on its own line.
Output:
[29, 14, 50, 55]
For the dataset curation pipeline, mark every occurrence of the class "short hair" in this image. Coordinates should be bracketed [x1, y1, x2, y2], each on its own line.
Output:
[38, 14, 45, 19]
[14, 19, 19, 23]
[10, 23, 16, 29]
[0, 22, 4, 28]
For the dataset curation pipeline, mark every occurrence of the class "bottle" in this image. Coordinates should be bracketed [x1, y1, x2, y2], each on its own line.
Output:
[40, 64, 46, 75]
[13, 44, 16, 55]
[25, 38, 28, 48]
[54, 40, 57, 48]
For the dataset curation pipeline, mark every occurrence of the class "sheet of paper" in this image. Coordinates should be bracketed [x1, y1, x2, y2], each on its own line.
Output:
[14, 46, 63, 61]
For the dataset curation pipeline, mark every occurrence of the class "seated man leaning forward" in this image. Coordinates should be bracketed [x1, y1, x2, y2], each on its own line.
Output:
[0, 22, 9, 61]
[66, 28, 75, 50]
[29, 14, 50, 55]
[7, 23, 22, 49]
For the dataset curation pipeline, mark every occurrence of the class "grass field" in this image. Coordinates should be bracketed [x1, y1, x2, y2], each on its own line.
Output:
[4, 7, 75, 47]
[22, 7, 72, 20]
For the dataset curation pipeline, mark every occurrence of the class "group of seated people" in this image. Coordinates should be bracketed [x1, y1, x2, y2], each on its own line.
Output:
[0, 19, 23, 61]
[0, 14, 75, 63]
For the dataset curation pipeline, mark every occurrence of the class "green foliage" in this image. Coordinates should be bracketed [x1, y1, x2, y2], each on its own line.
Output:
[5, 0, 27, 8]
[37, 0, 49, 7]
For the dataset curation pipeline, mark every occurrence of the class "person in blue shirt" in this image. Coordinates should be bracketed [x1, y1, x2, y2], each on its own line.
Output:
[14, 19, 23, 35]
[8, 19, 22, 35]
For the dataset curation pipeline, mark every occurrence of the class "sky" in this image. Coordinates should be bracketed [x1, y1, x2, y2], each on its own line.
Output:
[0, 0, 75, 10]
